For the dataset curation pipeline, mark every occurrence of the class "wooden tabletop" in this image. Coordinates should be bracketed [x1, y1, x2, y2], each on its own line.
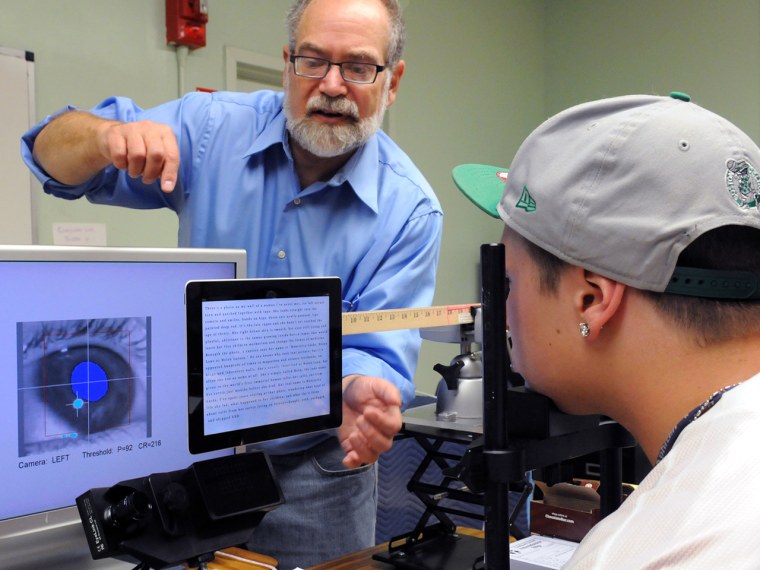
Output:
[185, 547, 279, 569]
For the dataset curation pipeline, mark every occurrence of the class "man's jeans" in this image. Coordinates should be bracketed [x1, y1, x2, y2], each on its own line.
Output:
[245, 437, 377, 569]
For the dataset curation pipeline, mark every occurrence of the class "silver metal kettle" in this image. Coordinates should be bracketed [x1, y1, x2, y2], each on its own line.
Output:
[434, 351, 483, 420]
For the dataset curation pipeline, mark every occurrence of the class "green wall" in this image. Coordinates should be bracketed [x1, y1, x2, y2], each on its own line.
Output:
[2, 0, 759, 394]
[543, 0, 760, 138]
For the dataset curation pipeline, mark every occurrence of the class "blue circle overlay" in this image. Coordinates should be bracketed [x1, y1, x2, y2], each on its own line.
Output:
[71, 361, 109, 402]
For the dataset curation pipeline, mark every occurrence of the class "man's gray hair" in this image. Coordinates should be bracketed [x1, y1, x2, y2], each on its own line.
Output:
[286, 0, 406, 68]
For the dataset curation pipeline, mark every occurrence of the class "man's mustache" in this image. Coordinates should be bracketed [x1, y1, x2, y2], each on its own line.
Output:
[306, 95, 360, 121]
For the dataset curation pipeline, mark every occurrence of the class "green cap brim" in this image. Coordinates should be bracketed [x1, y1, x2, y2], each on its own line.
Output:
[451, 164, 509, 219]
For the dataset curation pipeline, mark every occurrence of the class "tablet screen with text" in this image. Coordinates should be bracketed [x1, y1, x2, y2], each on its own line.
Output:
[185, 277, 342, 454]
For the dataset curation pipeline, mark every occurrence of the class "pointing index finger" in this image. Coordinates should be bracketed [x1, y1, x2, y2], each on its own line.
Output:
[160, 130, 180, 193]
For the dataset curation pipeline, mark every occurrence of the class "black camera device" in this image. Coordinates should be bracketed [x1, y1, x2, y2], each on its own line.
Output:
[76, 451, 283, 569]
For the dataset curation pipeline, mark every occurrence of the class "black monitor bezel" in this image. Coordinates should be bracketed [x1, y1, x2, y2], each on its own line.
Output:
[185, 277, 343, 454]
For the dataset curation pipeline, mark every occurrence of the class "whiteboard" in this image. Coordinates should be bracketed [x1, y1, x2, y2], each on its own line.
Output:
[0, 47, 35, 244]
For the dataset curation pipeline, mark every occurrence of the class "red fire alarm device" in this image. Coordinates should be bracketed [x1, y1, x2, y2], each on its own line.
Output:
[166, 0, 208, 49]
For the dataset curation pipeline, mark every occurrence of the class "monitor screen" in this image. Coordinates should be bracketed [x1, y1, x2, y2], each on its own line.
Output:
[185, 277, 343, 454]
[0, 245, 246, 555]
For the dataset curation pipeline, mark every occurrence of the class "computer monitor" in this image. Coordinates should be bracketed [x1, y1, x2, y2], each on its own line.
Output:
[0, 245, 246, 569]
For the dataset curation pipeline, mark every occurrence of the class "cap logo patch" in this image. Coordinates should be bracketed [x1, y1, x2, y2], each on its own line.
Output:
[496, 171, 509, 183]
[515, 185, 537, 212]
[725, 159, 760, 211]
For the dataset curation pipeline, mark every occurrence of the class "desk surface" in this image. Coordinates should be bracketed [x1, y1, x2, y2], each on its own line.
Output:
[306, 527, 484, 570]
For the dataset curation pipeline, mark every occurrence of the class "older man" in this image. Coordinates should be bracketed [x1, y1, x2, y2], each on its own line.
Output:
[22, 0, 442, 566]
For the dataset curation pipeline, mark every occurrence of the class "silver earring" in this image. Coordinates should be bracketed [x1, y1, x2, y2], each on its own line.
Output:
[579, 322, 590, 337]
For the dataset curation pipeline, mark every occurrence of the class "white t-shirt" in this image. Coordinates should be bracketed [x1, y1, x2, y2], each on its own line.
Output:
[565, 372, 760, 569]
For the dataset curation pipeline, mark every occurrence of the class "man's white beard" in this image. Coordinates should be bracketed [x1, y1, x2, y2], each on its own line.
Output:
[284, 75, 389, 158]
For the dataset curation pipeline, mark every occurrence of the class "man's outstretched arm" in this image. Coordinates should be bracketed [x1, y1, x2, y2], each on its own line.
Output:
[33, 110, 179, 192]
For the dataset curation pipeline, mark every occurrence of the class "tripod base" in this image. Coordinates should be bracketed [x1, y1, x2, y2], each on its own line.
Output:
[372, 524, 485, 570]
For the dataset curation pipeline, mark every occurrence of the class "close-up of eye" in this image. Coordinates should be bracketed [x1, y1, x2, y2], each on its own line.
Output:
[18, 317, 150, 457]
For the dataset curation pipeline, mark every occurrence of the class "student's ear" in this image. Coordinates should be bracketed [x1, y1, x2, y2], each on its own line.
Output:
[577, 270, 626, 340]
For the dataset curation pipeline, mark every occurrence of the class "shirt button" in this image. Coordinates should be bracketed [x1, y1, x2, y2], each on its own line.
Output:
[293, 198, 302, 206]
[277, 250, 286, 259]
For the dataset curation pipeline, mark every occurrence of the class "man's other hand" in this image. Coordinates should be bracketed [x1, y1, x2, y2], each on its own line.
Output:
[338, 375, 403, 469]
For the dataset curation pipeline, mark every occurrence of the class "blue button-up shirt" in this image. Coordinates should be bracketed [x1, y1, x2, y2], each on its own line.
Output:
[22, 90, 443, 452]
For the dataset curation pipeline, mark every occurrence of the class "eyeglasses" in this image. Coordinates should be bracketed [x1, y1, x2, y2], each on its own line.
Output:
[289, 55, 386, 84]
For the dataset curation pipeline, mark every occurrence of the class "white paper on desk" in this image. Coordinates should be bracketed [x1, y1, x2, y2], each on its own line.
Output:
[509, 535, 578, 569]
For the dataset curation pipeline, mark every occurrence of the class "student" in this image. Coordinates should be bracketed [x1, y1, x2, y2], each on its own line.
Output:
[453, 92, 760, 567]
[21, 0, 442, 566]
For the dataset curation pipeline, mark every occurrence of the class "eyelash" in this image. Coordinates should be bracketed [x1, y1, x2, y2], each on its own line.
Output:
[23, 318, 136, 352]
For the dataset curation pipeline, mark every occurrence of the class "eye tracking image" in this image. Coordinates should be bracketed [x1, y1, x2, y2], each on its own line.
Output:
[18, 317, 150, 457]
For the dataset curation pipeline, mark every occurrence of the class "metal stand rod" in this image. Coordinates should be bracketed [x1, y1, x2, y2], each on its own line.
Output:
[480, 243, 510, 570]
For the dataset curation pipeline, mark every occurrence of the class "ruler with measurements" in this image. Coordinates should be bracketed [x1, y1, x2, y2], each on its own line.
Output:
[342, 303, 479, 335]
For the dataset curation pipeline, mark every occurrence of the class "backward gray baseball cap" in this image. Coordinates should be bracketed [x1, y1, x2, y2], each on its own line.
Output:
[453, 92, 760, 297]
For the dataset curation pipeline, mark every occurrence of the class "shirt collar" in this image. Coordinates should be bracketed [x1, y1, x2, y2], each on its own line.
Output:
[324, 135, 379, 213]
[244, 109, 288, 157]
[243, 111, 380, 214]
